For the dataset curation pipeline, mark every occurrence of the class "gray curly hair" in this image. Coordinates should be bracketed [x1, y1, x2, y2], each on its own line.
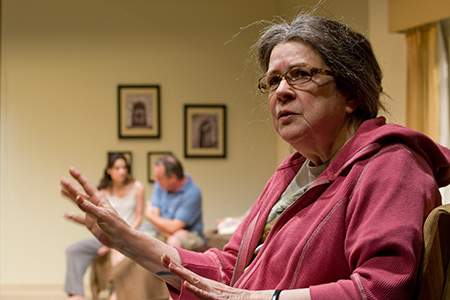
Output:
[255, 13, 385, 126]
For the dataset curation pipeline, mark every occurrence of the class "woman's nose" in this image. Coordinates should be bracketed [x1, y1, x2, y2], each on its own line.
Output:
[275, 78, 295, 102]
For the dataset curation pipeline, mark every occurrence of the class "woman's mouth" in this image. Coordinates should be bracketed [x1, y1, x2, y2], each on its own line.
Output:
[278, 110, 296, 119]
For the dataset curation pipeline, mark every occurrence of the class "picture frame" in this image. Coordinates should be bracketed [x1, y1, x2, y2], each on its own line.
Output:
[118, 85, 160, 138]
[107, 151, 132, 169]
[147, 151, 172, 183]
[184, 104, 226, 158]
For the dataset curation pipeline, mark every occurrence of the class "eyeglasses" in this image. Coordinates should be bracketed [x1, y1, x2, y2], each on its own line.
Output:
[258, 64, 337, 93]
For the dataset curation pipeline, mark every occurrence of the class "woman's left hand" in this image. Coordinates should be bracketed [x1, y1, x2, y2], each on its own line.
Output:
[60, 167, 131, 250]
[161, 254, 252, 300]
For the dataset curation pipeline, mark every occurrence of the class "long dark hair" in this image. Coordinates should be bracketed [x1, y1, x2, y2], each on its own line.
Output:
[97, 153, 134, 190]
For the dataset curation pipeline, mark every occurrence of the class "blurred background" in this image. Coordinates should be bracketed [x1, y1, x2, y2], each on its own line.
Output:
[1, 0, 448, 297]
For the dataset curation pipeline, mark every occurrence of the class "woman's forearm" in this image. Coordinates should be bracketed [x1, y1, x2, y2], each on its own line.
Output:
[116, 227, 183, 290]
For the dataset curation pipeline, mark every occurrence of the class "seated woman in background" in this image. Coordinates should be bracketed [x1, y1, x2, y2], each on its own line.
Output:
[63, 153, 145, 300]
[61, 12, 450, 300]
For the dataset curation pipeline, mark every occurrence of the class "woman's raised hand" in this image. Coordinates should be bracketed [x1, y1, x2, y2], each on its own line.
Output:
[61, 167, 130, 249]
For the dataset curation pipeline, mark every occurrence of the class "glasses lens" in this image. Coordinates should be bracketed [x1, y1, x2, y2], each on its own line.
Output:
[259, 75, 282, 93]
[258, 78, 270, 93]
[287, 66, 312, 85]
[258, 77, 275, 93]
[258, 65, 318, 93]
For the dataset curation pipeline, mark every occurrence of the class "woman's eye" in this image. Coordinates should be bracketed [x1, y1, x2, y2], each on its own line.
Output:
[289, 68, 310, 80]
[268, 76, 281, 87]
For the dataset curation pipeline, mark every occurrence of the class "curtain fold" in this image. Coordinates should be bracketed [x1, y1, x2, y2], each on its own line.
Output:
[438, 22, 450, 204]
[406, 23, 440, 141]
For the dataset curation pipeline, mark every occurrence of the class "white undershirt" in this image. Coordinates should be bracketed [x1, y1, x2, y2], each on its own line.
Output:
[266, 159, 331, 225]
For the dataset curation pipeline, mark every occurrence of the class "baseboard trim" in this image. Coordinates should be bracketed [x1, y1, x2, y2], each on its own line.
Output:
[0, 283, 96, 300]
[0, 284, 65, 300]
[2, 284, 61, 293]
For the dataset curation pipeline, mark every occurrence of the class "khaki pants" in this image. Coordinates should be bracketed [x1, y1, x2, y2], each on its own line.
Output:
[144, 230, 205, 250]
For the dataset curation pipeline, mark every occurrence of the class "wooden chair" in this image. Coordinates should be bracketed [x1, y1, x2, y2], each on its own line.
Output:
[418, 204, 450, 299]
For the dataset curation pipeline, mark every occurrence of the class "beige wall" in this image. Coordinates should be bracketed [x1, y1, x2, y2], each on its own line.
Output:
[389, 0, 450, 32]
[0, 0, 405, 290]
[369, 0, 407, 125]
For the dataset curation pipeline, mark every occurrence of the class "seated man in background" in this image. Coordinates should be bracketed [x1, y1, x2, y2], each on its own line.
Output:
[140, 154, 205, 250]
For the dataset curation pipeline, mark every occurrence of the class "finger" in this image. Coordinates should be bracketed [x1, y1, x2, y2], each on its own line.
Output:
[167, 257, 203, 286]
[183, 281, 212, 300]
[97, 246, 110, 256]
[69, 167, 102, 204]
[63, 211, 86, 225]
[161, 254, 171, 269]
[61, 190, 76, 203]
[61, 177, 90, 202]
[60, 177, 83, 201]
[75, 194, 101, 216]
[164, 257, 188, 279]
[163, 256, 232, 300]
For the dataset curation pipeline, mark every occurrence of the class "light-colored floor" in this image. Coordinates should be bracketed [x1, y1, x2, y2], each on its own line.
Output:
[1, 296, 67, 300]
[0, 282, 109, 300]
[1, 266, 110, 300]
[0, 293, 108, 300]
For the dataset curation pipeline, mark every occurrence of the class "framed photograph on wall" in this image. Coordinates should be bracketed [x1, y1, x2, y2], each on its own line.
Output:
[107, 151, 132, 169]
[147, 151, 172, 183]
[184, 104, 226, 158]
[118, 85, 160, 138]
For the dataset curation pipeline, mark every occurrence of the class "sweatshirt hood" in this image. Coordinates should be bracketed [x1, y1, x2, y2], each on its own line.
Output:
[280, 117, 450, 188]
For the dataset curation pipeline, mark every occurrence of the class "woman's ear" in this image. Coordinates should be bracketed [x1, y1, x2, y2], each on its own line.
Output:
[338, 88, 358, 114]
[345, 98, 358, 114]
[343, 91, 358, 114]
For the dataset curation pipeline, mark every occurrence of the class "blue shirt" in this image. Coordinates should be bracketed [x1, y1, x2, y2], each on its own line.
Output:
[148, 174, 204, 240]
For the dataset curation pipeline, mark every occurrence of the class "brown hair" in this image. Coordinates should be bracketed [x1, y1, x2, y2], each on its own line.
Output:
[155, 155, 184, 180]
[97, 153, 134, 190]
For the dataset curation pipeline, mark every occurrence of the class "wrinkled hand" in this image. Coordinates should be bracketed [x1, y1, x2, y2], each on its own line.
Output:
[161, 254, 251, 300]
[61, 167, 129, 249]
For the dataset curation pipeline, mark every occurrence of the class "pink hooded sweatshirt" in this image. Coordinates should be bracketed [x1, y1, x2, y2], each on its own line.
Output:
[171, 117, 450, 300]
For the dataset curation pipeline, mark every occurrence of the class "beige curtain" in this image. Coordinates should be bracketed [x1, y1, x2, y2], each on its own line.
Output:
[406, 23, 440, 141]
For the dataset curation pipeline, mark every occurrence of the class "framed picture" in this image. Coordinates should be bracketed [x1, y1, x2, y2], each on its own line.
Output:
[107, 151, 132, 169]
[118, 85, 160, 138]
[184, 105, 226, 158]
[147, 151, 172, 183]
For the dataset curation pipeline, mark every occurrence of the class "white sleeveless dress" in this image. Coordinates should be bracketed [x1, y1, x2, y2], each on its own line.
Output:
[106, 181, 138, 225]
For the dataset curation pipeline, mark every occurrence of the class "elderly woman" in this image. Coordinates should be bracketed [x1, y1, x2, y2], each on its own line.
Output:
[61, 13, 450, 300]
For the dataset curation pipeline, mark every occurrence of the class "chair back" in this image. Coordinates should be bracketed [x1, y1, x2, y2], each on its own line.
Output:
[418, 204, 450, 300]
